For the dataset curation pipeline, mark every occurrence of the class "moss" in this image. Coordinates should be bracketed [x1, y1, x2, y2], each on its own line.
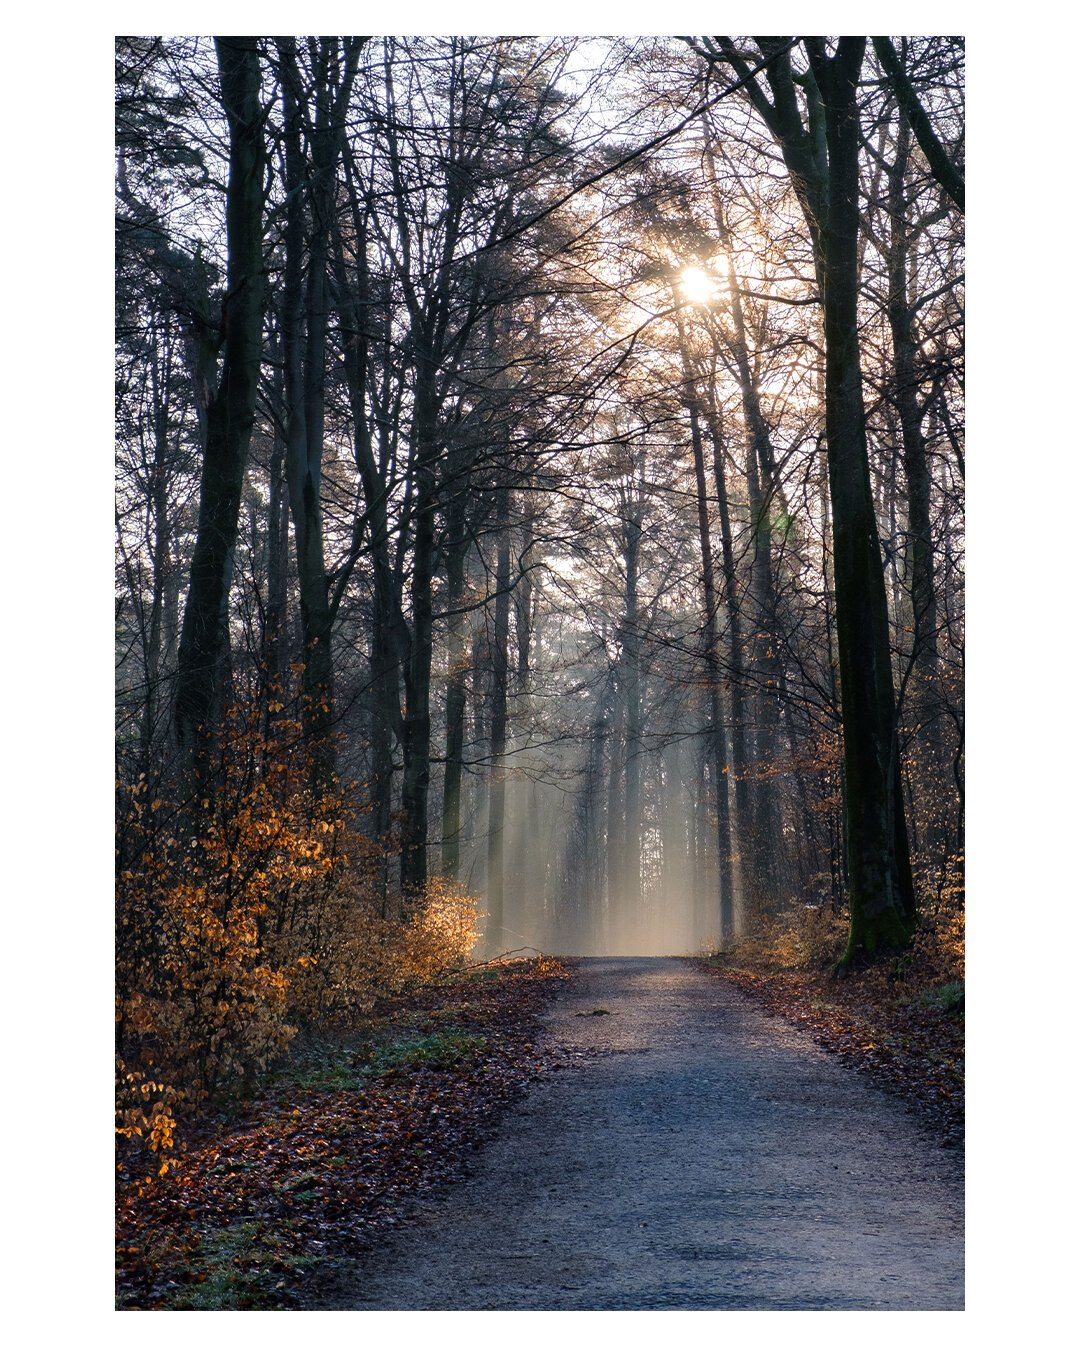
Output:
[368, 1029, 487, 1075]
[838, 889, 916, 971]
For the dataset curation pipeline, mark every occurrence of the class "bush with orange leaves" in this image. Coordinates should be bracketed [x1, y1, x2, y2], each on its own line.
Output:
[116, 702, 481, 1176]
[116, 707, 333, 1105]
[276, 872, 483, 1023]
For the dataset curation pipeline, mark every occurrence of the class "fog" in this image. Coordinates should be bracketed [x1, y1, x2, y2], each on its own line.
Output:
[445, 675, 745, 958]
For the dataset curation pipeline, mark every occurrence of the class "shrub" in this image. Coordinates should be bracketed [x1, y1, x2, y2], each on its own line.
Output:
[275, 873, 482, 1022]
[116, 716, 336, 1102]
[719, 906, 848, 971]
[397, 878, 483, 984]
[114, 1060, 185, 1177]
[116, 701, 483, 1174]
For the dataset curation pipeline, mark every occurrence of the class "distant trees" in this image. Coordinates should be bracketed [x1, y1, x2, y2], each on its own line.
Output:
[116, 34, 964, 971]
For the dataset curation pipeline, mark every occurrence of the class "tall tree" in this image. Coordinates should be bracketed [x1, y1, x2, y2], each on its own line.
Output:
[173, 37, 267, 774]
[709, 36, 916, 958]
[273, 36, 364, 788]
[677, 326, 736, 940]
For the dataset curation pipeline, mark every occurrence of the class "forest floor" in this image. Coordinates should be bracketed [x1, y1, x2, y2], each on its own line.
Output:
[115, 956, 568, 1310]
[116, 940, 965, 1311]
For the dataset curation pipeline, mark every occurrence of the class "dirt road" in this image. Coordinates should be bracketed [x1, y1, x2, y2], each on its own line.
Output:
[323, 957, 963, 1310]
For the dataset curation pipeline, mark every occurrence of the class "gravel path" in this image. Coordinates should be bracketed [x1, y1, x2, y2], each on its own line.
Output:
[327, 957, 963, 1310]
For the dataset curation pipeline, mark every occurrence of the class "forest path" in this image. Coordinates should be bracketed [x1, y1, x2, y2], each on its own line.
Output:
[321, 956, 963, 1310]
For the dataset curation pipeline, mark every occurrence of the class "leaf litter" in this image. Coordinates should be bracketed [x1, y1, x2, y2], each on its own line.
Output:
[116, 956, 568, 1310]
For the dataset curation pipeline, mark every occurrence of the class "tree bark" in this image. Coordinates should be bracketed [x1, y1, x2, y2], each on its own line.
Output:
[262, 343, 290, 719]
[485, 486, 512, 950]
[715, 233, 786, 910]
[277, 37, 361, 790]
[174, 37, 265, 775]
[441, 519, 469, 879]
[713, 36, 917, 957]
[885, 114, 940, 762]
[400, 354, 439, 897]
[689, 399, 736, 942]
[701, 389, 752, 921]
[676, 323, 735, 941]
[620, 451, 645, 922]
[140, 323, 172, 770]
[803, 38, 916, 956]
[332, 182, 402, 909]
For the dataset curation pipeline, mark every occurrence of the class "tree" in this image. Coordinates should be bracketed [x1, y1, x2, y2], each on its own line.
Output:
[271, 36, 365, 788]
[700, 37, 917, 959]
[173, 37, 267, 778]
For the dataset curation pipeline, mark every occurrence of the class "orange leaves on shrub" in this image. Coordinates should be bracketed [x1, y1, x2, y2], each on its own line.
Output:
[398, 878, 483, 984]
[117, 700, 485, 1180]
[278, 874, 482, 1023]
[115, 1061, 184, 1179]
[116, 708, 348, 1148]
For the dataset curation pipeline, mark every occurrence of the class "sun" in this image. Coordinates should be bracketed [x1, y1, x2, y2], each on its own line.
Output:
[678, 264, 723, 306]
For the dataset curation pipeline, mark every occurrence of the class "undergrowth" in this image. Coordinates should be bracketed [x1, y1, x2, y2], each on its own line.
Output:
[116, 703, 485, 1185]
[115, 956, 567, 1309]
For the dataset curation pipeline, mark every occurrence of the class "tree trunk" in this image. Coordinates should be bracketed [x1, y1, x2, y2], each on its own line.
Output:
[277, 37, 360, 791]
[701, 391, 752, 924]
[141, 326, 171, 769]
[804, 39, 916, 957]
[621, 454, 645, 922]
[886, 115, 940, 763]
[174, 37, 265, 775]
[604, 672, 626, 940]
[679, 344, 735, 941]
[441, 521, 469, 879]
[716, 232, 785, 912]
[400, 357, 439, 897]
[718, 36, 917, 957]
[262, 345, 290, 719]
[332, 190, 401, 910]
[485, 487, 512, 950]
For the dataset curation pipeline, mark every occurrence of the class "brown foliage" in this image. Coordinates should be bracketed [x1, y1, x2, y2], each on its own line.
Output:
[116, 702, 482, 1179]
[115, 958, 566, 1309]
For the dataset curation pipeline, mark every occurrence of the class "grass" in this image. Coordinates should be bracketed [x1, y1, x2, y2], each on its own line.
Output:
[915, 980, 965, 1017]
[169, 1220, 263, 1310]
[367, 1029, 488, 1074]
[268, 1024, 489, 1094]
[168, 1218, 322, 1310]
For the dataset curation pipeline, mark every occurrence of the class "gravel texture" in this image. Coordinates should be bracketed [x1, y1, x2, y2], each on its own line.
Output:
[326, 956, 963, 1310]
